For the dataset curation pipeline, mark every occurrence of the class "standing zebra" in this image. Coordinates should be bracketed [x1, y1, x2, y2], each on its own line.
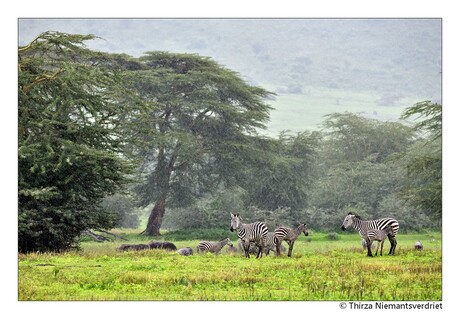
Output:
[366, 225, 395, 257]
[274, 223, 309, 257]
[237, 239, 259, 256]
[237, 233, 287, 256]
[230, 213, 268, 258]
[341, 212, 399, 257]
[197, 238, 233, 255]
[263, 232, 287, 255]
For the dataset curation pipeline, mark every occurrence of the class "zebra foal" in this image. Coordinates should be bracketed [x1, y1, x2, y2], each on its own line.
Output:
[274, 223, 309, 257]
[236, 233, 286, 256]
[366, 225, 395, 256]
[230, 213, 268, 258]
[263, 232, 287, 255]
[197, 238, 233, 255]
[341, 212, 399, 257]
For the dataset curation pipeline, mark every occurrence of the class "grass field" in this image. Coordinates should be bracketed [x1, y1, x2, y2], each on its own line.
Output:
[18, 231, 441, 301]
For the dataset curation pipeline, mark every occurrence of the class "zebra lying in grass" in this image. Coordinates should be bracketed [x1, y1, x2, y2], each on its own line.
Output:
[197, 238, 233, 255]
[274, 223, 309, 257]
[177, 247, 193, 256]
[365, 225, 395, 256]
[341, 212, 399, 257]
[230, 213, 268, 258]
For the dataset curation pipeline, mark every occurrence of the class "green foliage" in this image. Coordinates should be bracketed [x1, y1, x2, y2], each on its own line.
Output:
[243, 131, 320, 211]
[326, 232, 340, 240]
[124, 51, 275, 234]
[401, 101, 441, 139]
[310, 113, 415, 216]
[18, 32, 135, 252]
[18, 30, 441, 250]
[321, 112, 415, 164]
[396, 101, 442, 219]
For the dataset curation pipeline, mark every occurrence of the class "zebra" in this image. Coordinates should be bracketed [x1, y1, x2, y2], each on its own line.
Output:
[177, 247, 193, 256]
[341, 212, 399, 257]
[365, 225, 395, 256]
[263, 232, 287, 255]
[197, 238, 233, 255]
[361, 238, 375, 250]
[274, 223, 309, 257]
[226, 245, 239, 254]
[236, 235, 286, 256]
[237, 239, 259, 255]
[230, 213, 268, 258]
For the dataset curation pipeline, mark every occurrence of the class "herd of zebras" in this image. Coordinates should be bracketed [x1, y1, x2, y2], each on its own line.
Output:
[120, 212, 425, 258]
[196, 213, 309, 257]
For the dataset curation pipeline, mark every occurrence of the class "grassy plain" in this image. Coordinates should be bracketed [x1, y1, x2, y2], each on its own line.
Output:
[18, 231, 441, 301]
[265, 87, 421, 136]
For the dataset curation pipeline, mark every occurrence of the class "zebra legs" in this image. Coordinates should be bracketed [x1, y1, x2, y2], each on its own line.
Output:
[242, 241, 264, 258]
[275, 238, 282, 256]
[388, 235, 397, 255]
[376, 240, 384, 256]
[287, 241, 295, 257]
[255, 244, 263, 258]
[242, 241, 251, 258]
[365, 238, 374, 257]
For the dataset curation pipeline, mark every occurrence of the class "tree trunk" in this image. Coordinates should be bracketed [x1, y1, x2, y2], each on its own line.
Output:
[143, 195, 167, 236]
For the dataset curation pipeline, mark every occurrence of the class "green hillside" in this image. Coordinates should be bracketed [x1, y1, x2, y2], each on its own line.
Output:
[18, 18, 442, 135]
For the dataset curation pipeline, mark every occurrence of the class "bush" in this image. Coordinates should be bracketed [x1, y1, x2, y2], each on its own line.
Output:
[326, 232, 340, 240]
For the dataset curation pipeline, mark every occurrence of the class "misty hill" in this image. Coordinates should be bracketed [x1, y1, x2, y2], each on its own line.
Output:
[18, 18, 441, 134]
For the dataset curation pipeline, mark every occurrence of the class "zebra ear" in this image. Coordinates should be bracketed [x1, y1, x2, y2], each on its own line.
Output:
[230, 213, 235, 218]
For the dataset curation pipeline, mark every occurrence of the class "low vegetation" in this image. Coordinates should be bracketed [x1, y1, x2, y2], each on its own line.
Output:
[18, 231, 441, 301]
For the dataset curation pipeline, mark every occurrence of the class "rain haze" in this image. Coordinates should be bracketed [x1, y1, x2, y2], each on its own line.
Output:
[18, 18, 441, 135]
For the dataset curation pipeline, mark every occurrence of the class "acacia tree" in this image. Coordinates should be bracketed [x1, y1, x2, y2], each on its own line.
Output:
[310, 113, 415, 215]
[126, 52, 273, 236]
[18, 32, 134, 252]
[398, 101, 442, 219]
[243, 130, 320, 211]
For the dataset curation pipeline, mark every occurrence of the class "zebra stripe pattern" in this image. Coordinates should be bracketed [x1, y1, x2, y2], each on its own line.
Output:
[366, 225, 395, 256]
[341, 212, 399, 256]
[264, 232, 286, 255]
[197, 238, 233, 255]
[236, 233, 286, 256]
[230, 213, 268, 258]
[274, 223, 309, 257]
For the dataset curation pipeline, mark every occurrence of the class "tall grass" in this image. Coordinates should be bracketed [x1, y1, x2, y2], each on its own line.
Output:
[18, 232, 441, 301]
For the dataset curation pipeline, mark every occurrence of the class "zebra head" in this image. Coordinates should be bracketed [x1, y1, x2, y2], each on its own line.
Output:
[299, 223, 309, 236]
[230, 213, 242, 232]
[223, 238, 233, 247]
[341, 212, 357, 231]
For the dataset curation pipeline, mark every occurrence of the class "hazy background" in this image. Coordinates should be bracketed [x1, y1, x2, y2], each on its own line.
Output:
[18, 18, 441, 135]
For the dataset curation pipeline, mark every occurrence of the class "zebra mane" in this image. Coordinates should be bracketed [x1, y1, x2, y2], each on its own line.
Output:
[349, 212, 362, 220]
